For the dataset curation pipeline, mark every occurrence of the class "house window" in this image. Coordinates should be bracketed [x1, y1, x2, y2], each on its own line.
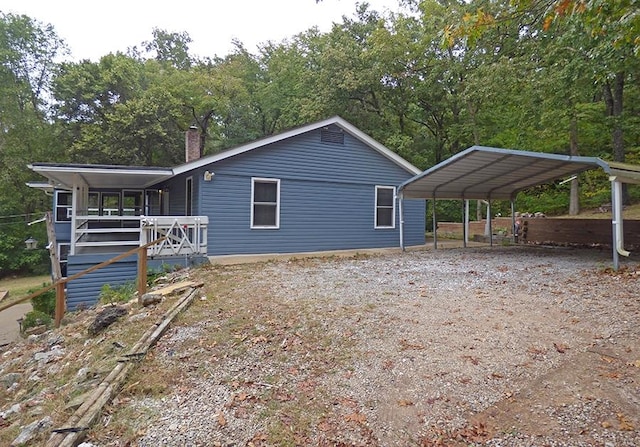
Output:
[251, 178, 280, 229]
[55, 191, 72, 222]
[375, 186, 395, 229]
[185, 177, 193, 216]
[58, 243, 70, 277]
[101, 192, 120, 216]
[123, 191, 143, 216]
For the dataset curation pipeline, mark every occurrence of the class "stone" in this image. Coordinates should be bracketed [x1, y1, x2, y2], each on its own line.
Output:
[75, 367, 91, 382]
[34, 346, 65, 365]
[1, 372, 22, 389]
[87, 306, 128, 336]
[0, 403, 21, 419]
[139, 293, 162, 307]
[11, 416, 52, 446]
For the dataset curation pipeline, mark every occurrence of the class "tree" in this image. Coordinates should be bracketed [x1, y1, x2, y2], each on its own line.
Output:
[0, 13, 65, 276]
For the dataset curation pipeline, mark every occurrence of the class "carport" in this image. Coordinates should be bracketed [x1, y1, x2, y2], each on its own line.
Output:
[397, 146, 640, 269]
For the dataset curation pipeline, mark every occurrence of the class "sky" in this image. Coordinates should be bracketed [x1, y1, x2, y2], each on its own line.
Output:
[2, 0, 404, 61]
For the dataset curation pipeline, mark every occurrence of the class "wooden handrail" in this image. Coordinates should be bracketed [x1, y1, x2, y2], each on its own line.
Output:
[0, 237, 166, 327]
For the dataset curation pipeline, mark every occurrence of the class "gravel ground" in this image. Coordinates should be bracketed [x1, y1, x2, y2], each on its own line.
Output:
[93, 246, 639, 446]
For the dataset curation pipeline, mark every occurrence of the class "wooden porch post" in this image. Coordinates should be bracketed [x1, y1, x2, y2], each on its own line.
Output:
[54, 282, 65, 328]
[137, 246, 148, 297]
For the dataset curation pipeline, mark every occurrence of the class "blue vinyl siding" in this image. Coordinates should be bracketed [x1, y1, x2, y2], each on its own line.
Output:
[187, 128, 425, 255]
[66, 254, 137, 310]
[65, 254, 208, 310]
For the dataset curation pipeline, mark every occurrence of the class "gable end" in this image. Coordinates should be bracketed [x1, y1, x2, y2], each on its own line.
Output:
[320, 125, 344, 145]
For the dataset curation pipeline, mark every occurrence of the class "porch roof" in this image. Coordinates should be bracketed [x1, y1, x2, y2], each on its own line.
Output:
[28, 162, 173, 189]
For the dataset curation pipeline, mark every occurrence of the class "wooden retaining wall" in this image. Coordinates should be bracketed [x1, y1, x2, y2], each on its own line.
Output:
[521, 218, 640, 248]
[437, 218, 640, 249]
[437, 218, 516, 237]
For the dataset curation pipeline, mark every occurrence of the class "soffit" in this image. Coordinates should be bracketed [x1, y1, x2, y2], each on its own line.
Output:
[28, 163, 174, 190]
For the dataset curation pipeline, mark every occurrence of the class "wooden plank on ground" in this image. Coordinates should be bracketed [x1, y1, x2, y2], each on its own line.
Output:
[0, 290, 8, 302]
[151, 281, 202, 296]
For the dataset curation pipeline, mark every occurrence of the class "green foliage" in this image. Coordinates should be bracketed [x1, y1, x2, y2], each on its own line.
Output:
[99, 282, 136, 305]
[21, 310, 52, 332]
[31, 287, 56, 317]
[0, 224, 50, 279]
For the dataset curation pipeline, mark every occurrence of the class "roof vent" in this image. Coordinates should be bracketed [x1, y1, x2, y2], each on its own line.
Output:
[320, 126, 344, 145]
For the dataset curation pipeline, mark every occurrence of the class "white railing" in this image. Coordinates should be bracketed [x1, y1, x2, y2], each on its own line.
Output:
[141, 216, 208, 257]
[72, 215, 208, 257]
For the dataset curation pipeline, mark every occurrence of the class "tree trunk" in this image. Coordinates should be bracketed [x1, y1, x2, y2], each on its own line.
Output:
[569, 116, 580, 216]
[603, 72, 629, 204]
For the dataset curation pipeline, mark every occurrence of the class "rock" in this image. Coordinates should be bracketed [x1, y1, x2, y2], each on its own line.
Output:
[0, 403, 21, 419]
[1, 372, 22, 389]
[87, 306, 128, 336]
[34, 345, 65, 365]
[11, 416, 52, 446]
[128, 312, 149, 323]
[75, 367, 91, 382]
[79, 442, 98, 447]
[47, 334, 64, 347]
[139, 293, 163, 307]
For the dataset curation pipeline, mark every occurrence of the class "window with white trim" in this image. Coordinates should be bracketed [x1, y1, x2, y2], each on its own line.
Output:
[375, 186, 395, 229]
[251, 178, 280, 229]
[55, 191, 72, 222]
[58, 243, 70, 277]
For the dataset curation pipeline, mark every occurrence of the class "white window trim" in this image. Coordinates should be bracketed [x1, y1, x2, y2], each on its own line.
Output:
[54, 191, 72, 223]
[251, 177, 280, 229]
[375, 185, 396, 229]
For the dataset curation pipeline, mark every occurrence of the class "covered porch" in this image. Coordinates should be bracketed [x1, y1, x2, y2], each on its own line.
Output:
[29, 162, 208, 260]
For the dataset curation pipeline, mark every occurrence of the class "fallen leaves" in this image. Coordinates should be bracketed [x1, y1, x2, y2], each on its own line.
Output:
[553, 342, 569, 353]
[344, 411, 367, 424]
[399, 339, 425, 351]
[617, 413, 635, 431]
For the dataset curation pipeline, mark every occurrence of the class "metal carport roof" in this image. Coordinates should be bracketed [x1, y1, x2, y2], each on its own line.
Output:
[398, 146, 610, 200]
[397, 146, 640, 270]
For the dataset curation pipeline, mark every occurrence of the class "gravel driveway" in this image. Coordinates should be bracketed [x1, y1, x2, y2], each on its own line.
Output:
[94, 246, 639, 446]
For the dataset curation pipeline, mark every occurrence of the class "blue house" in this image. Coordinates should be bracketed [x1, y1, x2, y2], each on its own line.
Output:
[29, 116, 426, 309]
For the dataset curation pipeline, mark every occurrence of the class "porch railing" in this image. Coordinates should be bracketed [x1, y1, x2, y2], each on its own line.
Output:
[72, 215, 208, 257]
[141, 216, 208, 257]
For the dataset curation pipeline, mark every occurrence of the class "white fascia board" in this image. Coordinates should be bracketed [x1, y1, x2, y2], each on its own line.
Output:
[29, 164, 172, 177]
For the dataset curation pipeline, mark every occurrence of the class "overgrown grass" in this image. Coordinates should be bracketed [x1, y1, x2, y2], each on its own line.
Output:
[0, 274, 50, 304]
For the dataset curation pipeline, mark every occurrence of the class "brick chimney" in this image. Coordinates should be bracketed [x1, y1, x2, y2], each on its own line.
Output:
[185, 126, 200, 163]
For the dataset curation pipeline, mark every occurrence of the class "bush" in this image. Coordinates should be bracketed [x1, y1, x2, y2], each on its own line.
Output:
[21, 310, 53, 333]
[99, 282, 136, 305]
[31, 287, 56, 317]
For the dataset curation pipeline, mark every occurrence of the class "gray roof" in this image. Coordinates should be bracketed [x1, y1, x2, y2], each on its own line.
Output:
[399, 146, 616, 200]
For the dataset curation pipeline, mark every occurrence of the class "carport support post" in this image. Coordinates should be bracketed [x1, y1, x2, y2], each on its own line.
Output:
[463, 200, 469, 248]
[488, 200, 493, 247]
[432, 197, 438, 249]
[510, 199, 516, 243]
[399, 192, 405, 251]
[611, 178, 621, 270]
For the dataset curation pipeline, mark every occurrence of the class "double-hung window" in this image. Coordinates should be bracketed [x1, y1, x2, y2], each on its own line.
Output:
[251, 178, 280, 229]
[375, 186, 395, 229]
[55, 191, 72, 222]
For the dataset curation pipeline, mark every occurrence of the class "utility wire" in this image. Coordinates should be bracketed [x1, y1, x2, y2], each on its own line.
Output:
[0, 211, 49, 220]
